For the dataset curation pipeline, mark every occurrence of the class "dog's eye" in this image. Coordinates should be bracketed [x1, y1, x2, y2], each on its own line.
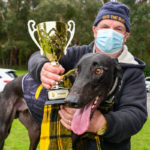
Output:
[95, 68, 103, 74]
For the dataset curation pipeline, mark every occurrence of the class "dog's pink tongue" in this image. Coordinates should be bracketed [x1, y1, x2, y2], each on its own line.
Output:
[71, 102, 93, 135]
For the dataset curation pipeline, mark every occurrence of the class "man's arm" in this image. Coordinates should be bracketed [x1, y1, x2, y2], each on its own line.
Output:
[28, 51, 49, 83]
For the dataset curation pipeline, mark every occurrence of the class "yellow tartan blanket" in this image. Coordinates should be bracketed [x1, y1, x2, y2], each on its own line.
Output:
[40, 105, 73, 150]
[40, 104, 103, 150]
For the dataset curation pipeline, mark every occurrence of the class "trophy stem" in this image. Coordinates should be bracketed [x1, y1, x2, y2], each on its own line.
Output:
[50, 61, 63, 89]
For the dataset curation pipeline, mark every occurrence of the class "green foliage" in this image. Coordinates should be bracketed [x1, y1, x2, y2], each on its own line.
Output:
[123, 0, 150, 75]
[0, 0, 150, 75]
[29, 0, 101, 45]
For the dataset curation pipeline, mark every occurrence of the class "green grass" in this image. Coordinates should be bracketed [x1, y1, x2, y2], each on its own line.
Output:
[16, 69, 28, 76]
[4, 118, 150, 150]
[3, 70, 150, 150]
[131, 118, 150, 150]
[4, 119, 34, 150]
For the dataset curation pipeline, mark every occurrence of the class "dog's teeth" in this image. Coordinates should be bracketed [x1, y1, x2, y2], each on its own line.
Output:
[94, 97, 99, 104]
[94, 100, 97, 104]
[92, 105, 95, 109]
[92, 97, 99, 109]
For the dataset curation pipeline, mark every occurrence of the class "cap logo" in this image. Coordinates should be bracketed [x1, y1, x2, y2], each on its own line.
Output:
[102, 15, 125, 23]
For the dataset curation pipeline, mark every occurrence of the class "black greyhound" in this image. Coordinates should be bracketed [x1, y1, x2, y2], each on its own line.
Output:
[0, 76, 40, 150]
[0, 53, 122, 150]
[64, 53, 122, 136]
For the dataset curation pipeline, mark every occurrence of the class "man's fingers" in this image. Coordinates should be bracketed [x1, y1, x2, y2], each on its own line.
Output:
[43, 63, 59, 74]
[41, 71, 61, 82]
[42, 83, 52, 89]
[40, 62, 65, 89]
[43, 62, 65, 75]
[62, 106, 77, 115]
[58, 65, 65, 75]
[58, 109, 73, 122]
[58, 105, 78, 130]
[60, 119, 71, 130]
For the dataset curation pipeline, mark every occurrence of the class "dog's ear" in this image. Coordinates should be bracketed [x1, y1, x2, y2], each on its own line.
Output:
[113, 58, 122, 79]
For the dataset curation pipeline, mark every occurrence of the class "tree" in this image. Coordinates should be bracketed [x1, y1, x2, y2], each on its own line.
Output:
[0, 0, 40, 67]
[29, 0, 101, 45]
[0, 0, 150, 75]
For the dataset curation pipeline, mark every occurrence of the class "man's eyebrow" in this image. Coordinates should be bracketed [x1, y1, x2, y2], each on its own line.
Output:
[99, 23, 110, 27]
[114, 25, 124, 29]
[98, 23, 126, 30]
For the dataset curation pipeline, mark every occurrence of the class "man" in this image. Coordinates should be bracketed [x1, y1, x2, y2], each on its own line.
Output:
[28, 2, 147, 150]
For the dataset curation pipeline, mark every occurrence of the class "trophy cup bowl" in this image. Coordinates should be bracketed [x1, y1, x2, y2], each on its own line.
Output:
[28, 20, 75, 104]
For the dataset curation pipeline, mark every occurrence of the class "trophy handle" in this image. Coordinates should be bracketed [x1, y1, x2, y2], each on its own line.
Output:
[27, 20, 43, 55]
[64, 20, 75, 55]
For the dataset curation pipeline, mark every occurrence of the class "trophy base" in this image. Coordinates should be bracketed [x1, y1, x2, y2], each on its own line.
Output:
[46, 88, 69, 105]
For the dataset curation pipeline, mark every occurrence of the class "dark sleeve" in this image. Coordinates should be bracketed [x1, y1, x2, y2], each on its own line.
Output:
[28, 51, 49, 83]
[59, 46, 88, 73]
[102, 68, 147, 143]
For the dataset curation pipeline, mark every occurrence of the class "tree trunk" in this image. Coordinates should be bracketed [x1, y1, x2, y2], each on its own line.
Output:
[1, 48, 5, 67]
[104, 0, 110, 3]
[9, 49, 13, 67]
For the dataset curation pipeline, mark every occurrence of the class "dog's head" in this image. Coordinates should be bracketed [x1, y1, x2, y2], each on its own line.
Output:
[64, 53, 122, 135]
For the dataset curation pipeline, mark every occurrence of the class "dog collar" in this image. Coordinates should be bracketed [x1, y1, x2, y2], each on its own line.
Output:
[106, 73, 122, 103]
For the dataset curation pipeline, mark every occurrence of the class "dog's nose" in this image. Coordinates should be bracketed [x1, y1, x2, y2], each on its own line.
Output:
[64, 95, 80, 108]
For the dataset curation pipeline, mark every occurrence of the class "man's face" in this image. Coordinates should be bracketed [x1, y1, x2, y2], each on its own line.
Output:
[92, 19, 130, 57]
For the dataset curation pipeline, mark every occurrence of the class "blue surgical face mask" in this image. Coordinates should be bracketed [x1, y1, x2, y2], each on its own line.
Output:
[95, 29, 125, 54]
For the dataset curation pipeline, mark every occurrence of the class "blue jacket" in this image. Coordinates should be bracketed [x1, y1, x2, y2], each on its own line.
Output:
[28, 42, 147, 150]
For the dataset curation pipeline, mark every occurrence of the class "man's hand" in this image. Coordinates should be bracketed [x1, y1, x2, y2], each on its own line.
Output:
[40, 62, 65, 89]
[58, 105, 77, 130]
[59, 105, 106, 133]
[87, 110, 106, 133]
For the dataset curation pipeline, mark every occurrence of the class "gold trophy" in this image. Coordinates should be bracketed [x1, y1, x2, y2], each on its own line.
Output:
[28, 20, 75, 104]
